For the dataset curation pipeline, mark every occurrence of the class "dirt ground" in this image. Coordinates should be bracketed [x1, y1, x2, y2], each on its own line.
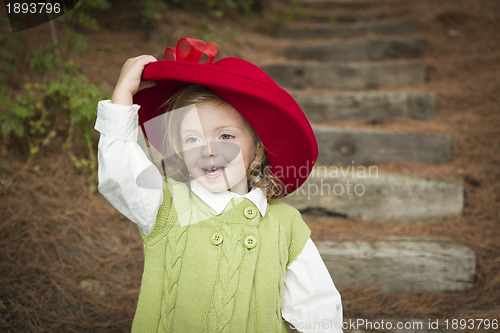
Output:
[1, 0, 499, 331]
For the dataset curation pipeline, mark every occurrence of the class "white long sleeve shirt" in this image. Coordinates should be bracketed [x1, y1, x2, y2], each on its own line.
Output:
[95, 100, 343, 333]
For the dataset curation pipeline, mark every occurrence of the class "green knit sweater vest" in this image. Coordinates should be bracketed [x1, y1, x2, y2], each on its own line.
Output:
[132, 179, 311, 333]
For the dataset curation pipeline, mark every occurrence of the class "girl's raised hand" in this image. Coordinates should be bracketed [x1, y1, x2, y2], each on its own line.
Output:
[111, 55, 157, 106]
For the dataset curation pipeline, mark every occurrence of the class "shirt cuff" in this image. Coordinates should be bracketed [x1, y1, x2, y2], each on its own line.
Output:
[94, 100, 140, 141]
[282, 238, 344, 333]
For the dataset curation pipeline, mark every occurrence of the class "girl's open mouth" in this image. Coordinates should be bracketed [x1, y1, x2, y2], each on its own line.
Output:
[202, 166, 226, 179]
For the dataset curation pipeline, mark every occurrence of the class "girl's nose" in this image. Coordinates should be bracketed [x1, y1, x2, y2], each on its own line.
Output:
[201, 142, 218, 157]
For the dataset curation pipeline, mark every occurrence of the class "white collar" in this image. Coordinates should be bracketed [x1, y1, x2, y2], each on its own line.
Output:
[190, 180, 267, 216]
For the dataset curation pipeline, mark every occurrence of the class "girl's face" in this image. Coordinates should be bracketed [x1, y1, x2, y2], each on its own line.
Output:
[180, 100, 257, 195]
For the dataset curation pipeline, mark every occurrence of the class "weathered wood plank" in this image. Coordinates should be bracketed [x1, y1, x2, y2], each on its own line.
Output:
[278, 20, 419, 39]
[301, 0, 390, 10]
[315, 237, 476, 292]
[314, 127, 452, 164]
[285, 38, 424, 61]
[263, 62, 428, 90]
[303, 14, 357, 24]
[293, 91, 436, 122]
[284, 167, 463, 221]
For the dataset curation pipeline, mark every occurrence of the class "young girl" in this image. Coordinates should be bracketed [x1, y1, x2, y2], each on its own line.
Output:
[95, 38, 343, 333]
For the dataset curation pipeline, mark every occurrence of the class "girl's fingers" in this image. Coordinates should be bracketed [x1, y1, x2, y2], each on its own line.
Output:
[130, 55, 157, 67]
[143, 55, 157, 63]
[111, 55, 158, 105]
[121, 56, 156, 88]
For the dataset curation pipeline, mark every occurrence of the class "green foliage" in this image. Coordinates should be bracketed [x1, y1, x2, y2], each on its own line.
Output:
[194, 20, 241, 45]
[139, 0, 170, 24]
[0, 12, 107, 192]
[61, 27, 88, 58]
[0, 299, 6, 318]
[1, 49, 106, 192]
[135, 0, 272, 21]
[63, 0, 111, 31]
[0, 17, 23, 136]
[202, 0, 255, 18]
[261, 0, 308, 33]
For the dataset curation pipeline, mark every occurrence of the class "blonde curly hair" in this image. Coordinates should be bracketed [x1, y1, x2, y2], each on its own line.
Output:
[160, 84, 286, 200]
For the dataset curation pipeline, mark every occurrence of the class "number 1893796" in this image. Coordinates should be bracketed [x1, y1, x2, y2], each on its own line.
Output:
[443, 318, 498, 330]
[6, 2, 61, 14]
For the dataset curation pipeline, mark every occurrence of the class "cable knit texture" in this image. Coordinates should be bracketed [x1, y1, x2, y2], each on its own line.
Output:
[132, 179, 311, 333]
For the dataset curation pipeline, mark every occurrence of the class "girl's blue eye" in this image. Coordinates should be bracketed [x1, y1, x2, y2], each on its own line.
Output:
[185, 137, 199, 144]
[220, 133, 234, 140]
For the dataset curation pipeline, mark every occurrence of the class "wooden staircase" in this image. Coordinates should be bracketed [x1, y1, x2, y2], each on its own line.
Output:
[263, 0, 475, 330]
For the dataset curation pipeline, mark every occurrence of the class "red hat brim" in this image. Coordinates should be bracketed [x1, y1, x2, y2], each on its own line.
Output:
[133, 57, 317, 195]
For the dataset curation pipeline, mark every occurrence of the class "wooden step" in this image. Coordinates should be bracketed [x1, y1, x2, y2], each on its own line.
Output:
[314, 127, 452, 165]
[301, 0, 389, 10]
[302, 14, 357, 24]
[315, 237, 475, 292]
[284, 167, 463, 222]
[278, 20, 418, 39]
[285, 38, 424, 62]
[293, 91, 436, 123]
[263, 62, 427, 90]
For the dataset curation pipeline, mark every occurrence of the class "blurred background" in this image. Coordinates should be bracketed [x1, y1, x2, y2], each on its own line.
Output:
[1, 0, 499, 331]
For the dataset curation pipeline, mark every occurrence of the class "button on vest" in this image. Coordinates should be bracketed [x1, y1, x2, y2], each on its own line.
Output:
[210, 232, 223, 245]
[244, 206, 257, 219]
[244, 235, 257, 249]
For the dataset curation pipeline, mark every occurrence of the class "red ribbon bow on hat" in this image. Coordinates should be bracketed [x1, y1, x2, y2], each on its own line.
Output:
[165, 38, 218, 64]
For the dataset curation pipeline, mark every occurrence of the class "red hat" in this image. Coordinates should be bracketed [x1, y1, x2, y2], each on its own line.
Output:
[134, 38, 317, 195]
